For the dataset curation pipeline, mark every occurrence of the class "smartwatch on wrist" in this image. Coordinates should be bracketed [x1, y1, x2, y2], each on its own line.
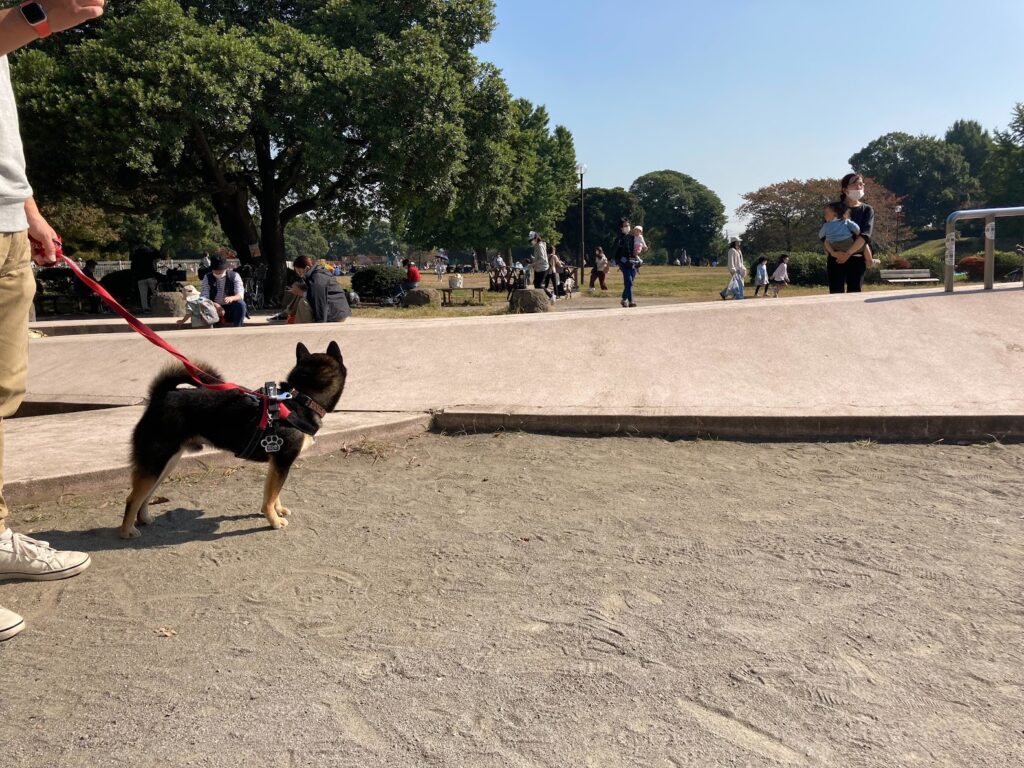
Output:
[20, 2, 52, 39]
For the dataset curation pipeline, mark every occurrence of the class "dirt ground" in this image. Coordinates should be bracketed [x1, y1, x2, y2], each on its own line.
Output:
[1, 432, 1022, 767]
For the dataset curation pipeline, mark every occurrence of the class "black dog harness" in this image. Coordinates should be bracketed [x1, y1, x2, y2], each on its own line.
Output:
[236, 383, 329, 460]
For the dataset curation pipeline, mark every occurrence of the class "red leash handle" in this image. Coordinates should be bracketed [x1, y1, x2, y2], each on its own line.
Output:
[53, 251, 290, 423]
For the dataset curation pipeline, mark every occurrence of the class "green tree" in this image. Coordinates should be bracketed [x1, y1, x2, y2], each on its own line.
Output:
[14, 0, 497, 298]
[849, 132, 975, 229]
[284, 216, 329, 262]
[981, 103, 1024, 239]
[557, 187, 644, 265]
[629, 171, 725, 261]
[945, 119, 994, 180]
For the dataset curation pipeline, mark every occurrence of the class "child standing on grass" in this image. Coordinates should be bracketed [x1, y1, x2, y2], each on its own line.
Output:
[753, 256, 769, 296]
[770, 254, 790, 297]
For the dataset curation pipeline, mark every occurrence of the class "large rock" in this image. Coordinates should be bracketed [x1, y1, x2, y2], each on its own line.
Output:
[151, 291, 186, 317]
[508, 288, 551, 313]
[401, 288, 440, 308]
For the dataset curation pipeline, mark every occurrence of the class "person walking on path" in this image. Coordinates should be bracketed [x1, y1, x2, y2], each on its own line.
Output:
[613, 217, 638, 307]
[770, 254, 790, 297]
[720, 238, 747, 300]
[0, 0, 106, 643]
[530, 233, 549, 289]
[753, 256, 770, 297]
[589, 246, 609, 290]
[825, 173, 875, 293]
[543, 244, 562, 294]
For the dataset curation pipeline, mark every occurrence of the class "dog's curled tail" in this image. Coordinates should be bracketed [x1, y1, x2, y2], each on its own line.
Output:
[148, 363, 225, 400]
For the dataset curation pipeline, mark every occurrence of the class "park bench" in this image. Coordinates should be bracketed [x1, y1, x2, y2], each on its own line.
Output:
[440, 287, 485, 306]
[880, 268, 939, 284]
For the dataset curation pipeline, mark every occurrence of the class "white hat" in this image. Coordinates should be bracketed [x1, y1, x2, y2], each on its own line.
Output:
[181, 284, 200, 299]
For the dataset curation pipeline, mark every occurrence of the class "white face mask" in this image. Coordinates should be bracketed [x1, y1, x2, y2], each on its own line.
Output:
[846, 188, 865, 202]
[621, 227, 630, 234]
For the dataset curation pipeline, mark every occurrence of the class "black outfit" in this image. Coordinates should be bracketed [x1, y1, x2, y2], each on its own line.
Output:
[129, 248, 160, 281]
[613, 231, 636, 269]
[825, 203, 874, 294]
[303, 264, 351, 322]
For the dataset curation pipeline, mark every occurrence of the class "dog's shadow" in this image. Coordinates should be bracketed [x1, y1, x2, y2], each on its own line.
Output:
[33, 507, 267, 552]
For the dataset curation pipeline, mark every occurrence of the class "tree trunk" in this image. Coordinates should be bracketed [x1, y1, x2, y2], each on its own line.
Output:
[210, 181, 259, 265]
[473, 246, 487, 272]
[260, 208, 288, 305]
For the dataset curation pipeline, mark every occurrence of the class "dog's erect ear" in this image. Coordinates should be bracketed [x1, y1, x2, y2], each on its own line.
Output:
[296, 342, 311, 361]
[326, 340, 343, 363]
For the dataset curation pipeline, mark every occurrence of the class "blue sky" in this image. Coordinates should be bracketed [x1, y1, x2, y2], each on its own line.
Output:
[476, 0, 1024, 233]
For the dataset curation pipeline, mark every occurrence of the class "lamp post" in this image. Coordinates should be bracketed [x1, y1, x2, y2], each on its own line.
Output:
[894, 205, 903, 258]
[576, 163, 587, 287]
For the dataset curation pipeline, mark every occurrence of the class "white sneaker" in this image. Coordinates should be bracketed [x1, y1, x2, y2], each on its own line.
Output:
[0, 606, 25, 641]
[0, 531, 91, 582]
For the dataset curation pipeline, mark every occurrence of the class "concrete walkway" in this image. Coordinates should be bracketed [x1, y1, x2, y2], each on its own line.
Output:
[9, 284, 1024, 498]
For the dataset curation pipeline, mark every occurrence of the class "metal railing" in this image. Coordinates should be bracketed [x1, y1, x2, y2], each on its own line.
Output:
[944, 206, 1024, 292]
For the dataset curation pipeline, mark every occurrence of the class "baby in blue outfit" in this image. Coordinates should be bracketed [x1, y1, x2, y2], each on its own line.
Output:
[819, 202, 859, 249]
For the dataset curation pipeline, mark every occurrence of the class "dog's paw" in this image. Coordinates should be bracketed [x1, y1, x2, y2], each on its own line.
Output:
[276, 506, 291, 517]
[269, 517, 289, 530]
[119, 526, 141, 540]
[138, 508, 154, 525]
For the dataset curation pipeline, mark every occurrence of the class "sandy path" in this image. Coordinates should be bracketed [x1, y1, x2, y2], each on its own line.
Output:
[1, 433, 1022, 767]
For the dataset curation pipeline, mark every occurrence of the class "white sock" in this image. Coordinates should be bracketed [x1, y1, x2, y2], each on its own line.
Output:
[0, 528, 12, 541]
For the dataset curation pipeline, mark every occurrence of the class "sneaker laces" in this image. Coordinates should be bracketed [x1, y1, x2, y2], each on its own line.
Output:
[7, 533, 58, 565]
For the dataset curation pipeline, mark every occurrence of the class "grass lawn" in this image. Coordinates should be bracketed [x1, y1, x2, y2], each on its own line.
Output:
[337, 266, 934, 318]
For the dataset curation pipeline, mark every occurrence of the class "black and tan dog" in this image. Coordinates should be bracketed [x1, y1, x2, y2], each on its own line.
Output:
[120, 341, 346, 539]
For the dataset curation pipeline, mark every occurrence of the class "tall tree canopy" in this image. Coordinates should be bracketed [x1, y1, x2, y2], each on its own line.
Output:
[13, 0, 498, 297]
[945, 119, 994, 180]
[557, 187, 644, 265]
[404, 96, 578, 262]
[848, 132, 975, 229]
[737, 177, 903, 255]
[628, 171, 725, 260]
[981, 103, 1024, 238]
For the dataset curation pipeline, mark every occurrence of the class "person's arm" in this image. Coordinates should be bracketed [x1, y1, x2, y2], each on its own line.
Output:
[24, 197, 59, 265]
[0, 0, 106, 57]
[224, 272, 244, 303]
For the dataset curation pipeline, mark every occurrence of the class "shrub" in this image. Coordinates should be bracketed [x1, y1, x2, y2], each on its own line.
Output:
[957, 255, 985, 280]
[351, 265, 405, 300]
[759, 251, 828, 286]
[886, 257, 911, 270]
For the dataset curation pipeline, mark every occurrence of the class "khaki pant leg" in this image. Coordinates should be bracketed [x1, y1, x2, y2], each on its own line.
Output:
[293, 298, 315, 324]
[0, 231, 34, 531]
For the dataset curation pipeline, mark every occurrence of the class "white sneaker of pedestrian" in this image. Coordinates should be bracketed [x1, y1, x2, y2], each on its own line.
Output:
[0, 529, 91, 582]
[0, 605, 25, 641]
[621, 299, 628, 307]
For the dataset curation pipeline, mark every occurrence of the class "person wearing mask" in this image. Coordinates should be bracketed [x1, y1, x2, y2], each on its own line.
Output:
[613, 217, 637, 307]
[0, 0, 107, 643]
[824, 173, 875, 293]
[287, 254, 351, 323]
[200, 253, 246, 326]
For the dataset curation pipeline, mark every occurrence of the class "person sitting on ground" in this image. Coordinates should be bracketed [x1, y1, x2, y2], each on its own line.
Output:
[819, 202, 873, 267]
[284, 254, 351, 323]
[402, 259, 421, 292]
[753, 256, 770, 297]
[200, 253, 246, 327]
[770, 254, 790, 298]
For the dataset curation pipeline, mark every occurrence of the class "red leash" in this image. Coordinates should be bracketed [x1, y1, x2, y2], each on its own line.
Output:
[53, 251, 288, 424]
